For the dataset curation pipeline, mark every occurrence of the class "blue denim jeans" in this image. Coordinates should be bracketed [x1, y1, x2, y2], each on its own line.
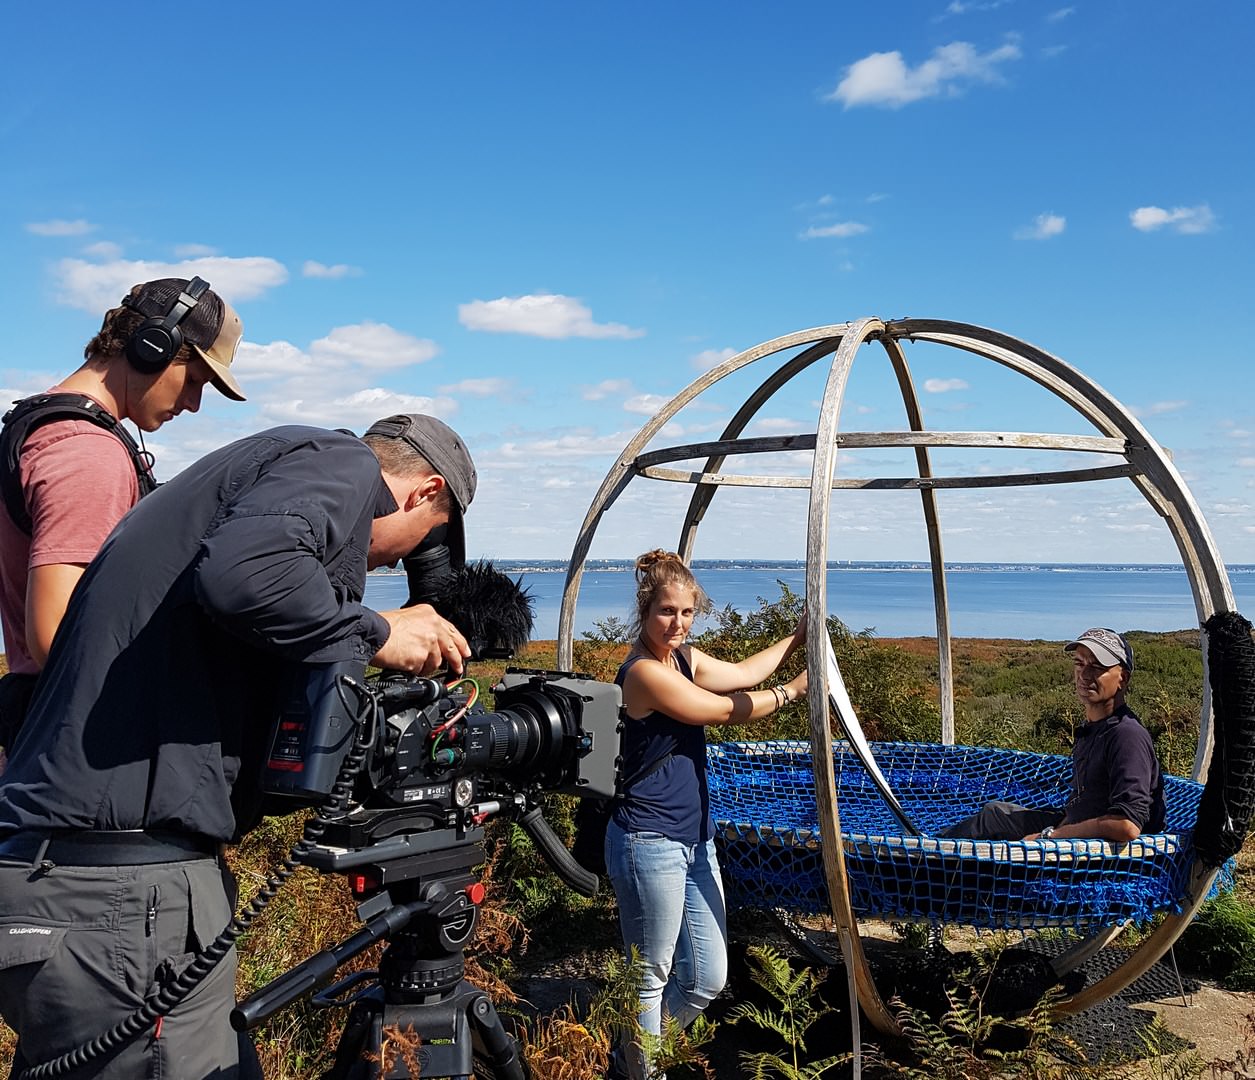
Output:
[605, 819, 728, 1079]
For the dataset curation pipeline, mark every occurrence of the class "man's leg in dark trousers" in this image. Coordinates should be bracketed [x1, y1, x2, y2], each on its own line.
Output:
[938, 801, 1061, 840]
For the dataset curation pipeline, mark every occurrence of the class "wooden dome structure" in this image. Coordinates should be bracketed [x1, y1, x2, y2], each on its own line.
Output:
[554, 318, 1242, 1048]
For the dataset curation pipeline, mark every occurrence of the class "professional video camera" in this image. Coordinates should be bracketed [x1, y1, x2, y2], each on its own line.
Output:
[260, 539, 621, 877]
[235, 539, 625, 1078]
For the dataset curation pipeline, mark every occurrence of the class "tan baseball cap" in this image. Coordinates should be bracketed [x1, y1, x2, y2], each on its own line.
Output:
[189, 296, 245, 401]
[124, 278, 247, 401]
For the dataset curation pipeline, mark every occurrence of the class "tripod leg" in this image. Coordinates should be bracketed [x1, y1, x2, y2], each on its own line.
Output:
[468, 991, 528, 1080]
[323, 999, 380, 1080]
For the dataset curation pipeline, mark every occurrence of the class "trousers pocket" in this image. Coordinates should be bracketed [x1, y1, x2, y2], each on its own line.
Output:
[0, 918, 69, 970]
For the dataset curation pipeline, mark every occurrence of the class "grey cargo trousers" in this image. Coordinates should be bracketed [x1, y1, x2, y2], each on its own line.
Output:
[0, 851, 262, 1079]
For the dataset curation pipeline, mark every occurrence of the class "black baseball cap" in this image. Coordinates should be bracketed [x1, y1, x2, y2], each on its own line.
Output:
[365, 414, 477, 566]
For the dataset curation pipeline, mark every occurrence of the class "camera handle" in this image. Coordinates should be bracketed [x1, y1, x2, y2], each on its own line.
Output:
[231, 898, 420, 1031]
[516, 804, 599, 897]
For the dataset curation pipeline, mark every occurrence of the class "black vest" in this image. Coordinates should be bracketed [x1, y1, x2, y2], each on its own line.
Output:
[0, 393, 156, 534]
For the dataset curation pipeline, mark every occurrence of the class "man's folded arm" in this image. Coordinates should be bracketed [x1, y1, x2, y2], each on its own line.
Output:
[194, 509, 388, 664]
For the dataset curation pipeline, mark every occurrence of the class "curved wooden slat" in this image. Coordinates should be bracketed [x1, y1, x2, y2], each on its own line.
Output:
[677, 338, 843, 562]
[640, 463, 1137, 489]
[879, 335, 954, 743]
[640, 430, 1129, 464]
[805, 317, 901, 1036]
[1056, 862, 1219, 1013]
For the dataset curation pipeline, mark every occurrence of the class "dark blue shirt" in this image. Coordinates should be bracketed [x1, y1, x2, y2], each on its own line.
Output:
[1065, 704, 1166, 832]
[0, 426, 395, 842]
[611, 651, 712, 846]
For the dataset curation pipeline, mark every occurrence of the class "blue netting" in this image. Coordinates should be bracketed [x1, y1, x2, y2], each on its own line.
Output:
[709, 740, 1225, 931]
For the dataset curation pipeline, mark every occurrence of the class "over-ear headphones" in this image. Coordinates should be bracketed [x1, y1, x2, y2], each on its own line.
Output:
[123, 277, 211, 375]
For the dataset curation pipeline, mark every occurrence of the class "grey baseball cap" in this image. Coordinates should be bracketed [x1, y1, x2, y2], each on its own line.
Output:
[364, 413, 476, 566]
[1065, 627, 1134, 672]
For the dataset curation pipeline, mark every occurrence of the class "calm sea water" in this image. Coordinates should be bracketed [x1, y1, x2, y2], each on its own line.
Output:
[365, 562, 1255, 642]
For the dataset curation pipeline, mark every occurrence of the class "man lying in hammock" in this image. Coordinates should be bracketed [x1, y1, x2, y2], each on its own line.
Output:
[940, 627, 1167, 843]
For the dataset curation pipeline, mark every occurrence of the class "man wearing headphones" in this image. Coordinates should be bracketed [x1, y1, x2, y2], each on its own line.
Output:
[0, 277, 245, 759]
[0, 413, 476, 1078]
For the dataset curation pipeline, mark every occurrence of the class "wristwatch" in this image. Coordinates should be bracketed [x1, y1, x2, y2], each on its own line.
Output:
[1040, 825, 1056, 839]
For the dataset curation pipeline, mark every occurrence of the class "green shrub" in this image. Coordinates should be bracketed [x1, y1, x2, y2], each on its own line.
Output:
[1174, 892, 1255, 991]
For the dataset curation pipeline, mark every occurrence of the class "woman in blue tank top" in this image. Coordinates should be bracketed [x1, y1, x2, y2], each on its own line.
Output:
[607, 550, 808, 1079]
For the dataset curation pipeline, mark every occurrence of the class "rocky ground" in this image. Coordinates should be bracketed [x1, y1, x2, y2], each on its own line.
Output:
[504, 911, 1255, 1078]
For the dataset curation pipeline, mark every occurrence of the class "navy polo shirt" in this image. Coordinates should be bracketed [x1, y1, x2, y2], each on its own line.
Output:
[1064, 704, 1166, 832]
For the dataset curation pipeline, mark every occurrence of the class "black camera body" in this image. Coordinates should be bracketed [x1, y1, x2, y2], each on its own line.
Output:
[262, 662, 624, 840]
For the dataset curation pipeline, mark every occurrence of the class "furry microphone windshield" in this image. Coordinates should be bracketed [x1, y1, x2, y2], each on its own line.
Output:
[404, 554, 535, 659]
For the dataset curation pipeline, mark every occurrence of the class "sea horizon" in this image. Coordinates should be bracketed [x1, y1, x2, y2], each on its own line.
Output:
[365, 560, 1255, 642]
[371, 558, 1255, 575]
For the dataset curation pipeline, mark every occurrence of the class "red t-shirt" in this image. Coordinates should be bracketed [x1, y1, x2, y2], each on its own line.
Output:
[0, 392, 139, 674]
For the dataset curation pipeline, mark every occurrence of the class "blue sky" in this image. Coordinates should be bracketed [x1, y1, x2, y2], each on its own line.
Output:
[3, 1, 1252, 566]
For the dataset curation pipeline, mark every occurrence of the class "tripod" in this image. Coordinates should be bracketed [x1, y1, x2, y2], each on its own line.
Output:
[233, 830, 527, 1080]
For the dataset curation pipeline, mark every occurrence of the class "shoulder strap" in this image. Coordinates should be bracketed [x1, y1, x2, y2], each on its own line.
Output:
[0, 393, 156, 536]
[675, 648, 693, 680]
[618, 747, 675, 796]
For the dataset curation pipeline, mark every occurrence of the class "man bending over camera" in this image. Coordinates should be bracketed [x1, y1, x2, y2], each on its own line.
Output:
[0, 413, 476, 1078]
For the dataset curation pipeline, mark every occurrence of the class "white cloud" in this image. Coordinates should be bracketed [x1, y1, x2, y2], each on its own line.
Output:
[801, 222, 870, 239]
[826, 40, 1021, 109]
[582, 379, 633, 401]
[866, 192, 889, 203]
[53, 256, 289, 312]
[624, 393, 669, 416]
[1130, 400, 1189, 418]
[499, 431, 633, 461]
[174, 243, 218, 258]
[263, 387, 457, 430]
[1212, 501, 1251, 515]
[82, 241, 122, 259]
[923, 378, 970, 393]
[232, 340, 312, 379]
[942, 0, 1012, 14]
[1047, 6, 1075, 21]
[1129, 204, 1217, 234]
[692, 347, 737, 371]
[309, 322, 439, 369]
[458, 294, 645, 339]
[437, 377, 513, 398]
[754, 417, 801, 433]
[1238, 458, 1255, 468]
[26, 219, 95, 237]
[1014, 213, 1066, 240]
[303, 260, 363, 279]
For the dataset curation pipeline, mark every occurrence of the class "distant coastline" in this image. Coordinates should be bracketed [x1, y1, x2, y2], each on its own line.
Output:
[370, 559, 1255, 576]
[364, 560, 1255, 642]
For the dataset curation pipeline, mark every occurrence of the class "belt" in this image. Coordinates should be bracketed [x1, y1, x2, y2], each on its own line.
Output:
[0, 829, 219, 866]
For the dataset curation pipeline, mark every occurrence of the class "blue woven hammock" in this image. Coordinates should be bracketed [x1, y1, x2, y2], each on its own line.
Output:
[708, 740, 1219, 931]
